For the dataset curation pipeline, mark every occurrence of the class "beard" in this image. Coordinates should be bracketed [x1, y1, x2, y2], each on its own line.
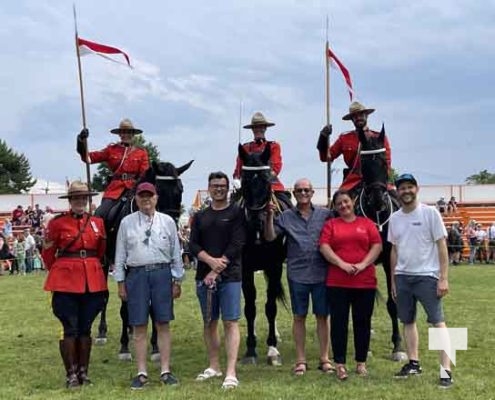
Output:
[399, 192, 416, 205]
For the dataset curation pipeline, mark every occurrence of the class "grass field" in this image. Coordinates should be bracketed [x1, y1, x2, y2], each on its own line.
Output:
[0, 264, 494, 400]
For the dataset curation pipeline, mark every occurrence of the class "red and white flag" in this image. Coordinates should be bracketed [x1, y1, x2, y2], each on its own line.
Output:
[77, 37, 131, 67]
[327, 48, 353, 101]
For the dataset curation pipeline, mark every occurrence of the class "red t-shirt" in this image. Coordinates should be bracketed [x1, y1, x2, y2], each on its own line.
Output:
[319, 216, 381, 289]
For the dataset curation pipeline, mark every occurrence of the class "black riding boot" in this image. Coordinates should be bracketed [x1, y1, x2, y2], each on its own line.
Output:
[77, 336, 93, 385]
[62, 337, 80, 389]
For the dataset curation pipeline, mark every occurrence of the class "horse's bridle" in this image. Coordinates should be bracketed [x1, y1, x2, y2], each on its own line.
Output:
[241, 165, 271, 211]
[154, 174, 182, 216]
[358, 146, 392, 231]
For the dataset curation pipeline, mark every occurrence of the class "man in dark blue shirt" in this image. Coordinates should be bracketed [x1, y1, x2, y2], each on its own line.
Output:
[265, 178, 335, 375]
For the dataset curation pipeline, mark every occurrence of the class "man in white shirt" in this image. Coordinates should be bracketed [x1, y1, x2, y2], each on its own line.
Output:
[388, 174, 453, 389]
[114, 182, 184, 390]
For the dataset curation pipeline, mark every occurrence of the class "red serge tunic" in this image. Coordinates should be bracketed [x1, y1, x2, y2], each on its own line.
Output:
[319, 130, 392, 192]
[233, 140, 285, 192]
[319, 216, 381, 289]
[42, 213, 107, 293]
[88, 144, 149, 200]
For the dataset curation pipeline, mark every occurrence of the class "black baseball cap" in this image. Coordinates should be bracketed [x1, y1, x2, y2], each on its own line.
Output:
[395, 173, 418, 188]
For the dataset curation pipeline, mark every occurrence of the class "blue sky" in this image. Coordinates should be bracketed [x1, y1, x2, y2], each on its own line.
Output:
[1, 0, 494, 206]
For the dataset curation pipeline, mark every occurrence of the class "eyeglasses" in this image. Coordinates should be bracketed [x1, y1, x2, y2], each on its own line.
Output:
[294, 188, 312, 194]
[209, 184, 228, 190]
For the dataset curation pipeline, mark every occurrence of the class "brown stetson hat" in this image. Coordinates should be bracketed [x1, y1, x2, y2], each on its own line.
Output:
[342, 101, 375, 121]
[59, 180, 99, 199]
[110, 118, 143, 135]
[243, 112, 275, 129]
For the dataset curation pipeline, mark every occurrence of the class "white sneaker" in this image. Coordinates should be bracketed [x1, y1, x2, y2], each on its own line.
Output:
[196, 368, 222, 381]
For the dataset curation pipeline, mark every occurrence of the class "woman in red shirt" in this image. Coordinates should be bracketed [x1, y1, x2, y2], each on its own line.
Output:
[319, 189, 382, 380]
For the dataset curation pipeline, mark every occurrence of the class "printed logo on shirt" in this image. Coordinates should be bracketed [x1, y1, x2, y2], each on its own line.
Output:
[356, 227, 366, 234]
[412, 222, 422, 226]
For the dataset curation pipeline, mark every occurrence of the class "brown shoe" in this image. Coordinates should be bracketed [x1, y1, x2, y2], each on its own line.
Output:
[336, 364, 348, 381]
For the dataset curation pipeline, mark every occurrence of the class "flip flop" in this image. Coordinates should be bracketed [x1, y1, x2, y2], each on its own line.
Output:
[196, 368, 223, 381]
[221, 376, 239, 389]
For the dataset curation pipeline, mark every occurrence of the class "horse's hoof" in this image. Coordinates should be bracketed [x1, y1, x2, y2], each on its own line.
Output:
[266, 355, 282, 366]
[391, 351, 408, 362]
[118, 352, 132, 361]
[94, 337, 107, 346]
[240, 356, 257, 365]
[150, 352, 160, 362]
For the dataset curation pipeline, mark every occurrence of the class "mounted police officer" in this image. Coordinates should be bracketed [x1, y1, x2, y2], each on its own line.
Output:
[76, 118, 149, 263]
[233, 112, 291, 208]
[317, 101, 393, 198]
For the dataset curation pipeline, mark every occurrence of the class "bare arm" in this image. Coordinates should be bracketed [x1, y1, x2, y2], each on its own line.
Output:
[390, 244, 398, 300]
[264, 203, 277, 242]
[436, 237, 449, 297]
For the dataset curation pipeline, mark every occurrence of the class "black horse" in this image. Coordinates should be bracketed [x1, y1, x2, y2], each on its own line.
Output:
[236, 143, 290, 365]
[96, 159, 193, 361]
[355, 125, 406, 361]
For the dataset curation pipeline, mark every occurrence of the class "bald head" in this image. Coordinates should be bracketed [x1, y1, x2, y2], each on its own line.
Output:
[294, 178, 313, 190]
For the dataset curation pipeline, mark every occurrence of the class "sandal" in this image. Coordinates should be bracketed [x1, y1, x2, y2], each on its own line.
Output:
[318, 359, 336, 374]
[221, 376, 239, 389]
[356, 363, 368, 377]
[336, 364, 348, 381]
[293, 361, 308, 376]
[196, 368, 223, 381]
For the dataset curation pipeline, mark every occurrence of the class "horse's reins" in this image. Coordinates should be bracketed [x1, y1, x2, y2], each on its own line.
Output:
[358, 185, 394, 232]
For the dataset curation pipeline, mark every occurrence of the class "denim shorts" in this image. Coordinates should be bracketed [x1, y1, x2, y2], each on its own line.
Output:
[395, 274, 444, 324]
[125, 264, 174, 326]
[288, 279, 329, 317]
[196, 280, 241, 322]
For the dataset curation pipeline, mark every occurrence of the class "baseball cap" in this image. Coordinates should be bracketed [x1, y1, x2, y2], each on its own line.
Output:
[136, 182, 156, 196]
[395, 173, 418, 188]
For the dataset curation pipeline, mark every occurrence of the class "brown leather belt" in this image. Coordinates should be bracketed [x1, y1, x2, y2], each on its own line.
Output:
[58, 250, 98, 259]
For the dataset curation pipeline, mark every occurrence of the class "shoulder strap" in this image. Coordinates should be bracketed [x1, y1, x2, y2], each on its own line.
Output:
[57, 215, 91, 256]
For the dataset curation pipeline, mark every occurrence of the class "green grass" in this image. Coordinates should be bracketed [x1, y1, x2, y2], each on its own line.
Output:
[0, 265, 494, 399]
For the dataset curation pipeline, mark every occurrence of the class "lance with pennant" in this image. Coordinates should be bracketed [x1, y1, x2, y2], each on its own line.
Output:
[73, 4, 93, 210]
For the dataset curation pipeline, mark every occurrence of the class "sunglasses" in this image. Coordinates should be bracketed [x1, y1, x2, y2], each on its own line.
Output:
[294, 188, 312, 194]
[142, 229, 152, 246]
